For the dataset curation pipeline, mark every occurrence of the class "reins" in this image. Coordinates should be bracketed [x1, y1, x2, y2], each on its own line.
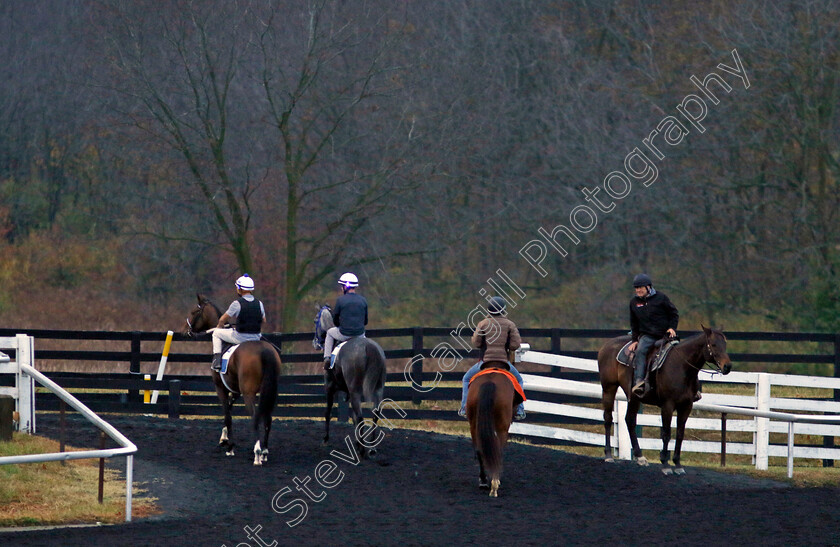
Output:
[677, 333, 726, 375]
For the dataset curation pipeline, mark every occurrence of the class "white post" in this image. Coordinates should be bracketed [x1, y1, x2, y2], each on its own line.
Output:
[126, 454, 133, 522]
[787, 422, 795, 478]
[616, 398, 632, 460]
[150, 331, 173, 405]
[16, 334, 35, 434]
[755, 373, 770, 470]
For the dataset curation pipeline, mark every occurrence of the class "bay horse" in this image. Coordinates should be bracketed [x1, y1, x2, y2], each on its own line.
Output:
[314, 306, 386, 458]
[466, 361, 523, 497]
[598, 325, 732, 474]
[183, 293, 281, 466]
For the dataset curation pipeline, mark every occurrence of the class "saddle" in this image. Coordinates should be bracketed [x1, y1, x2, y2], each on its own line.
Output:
[326, 340, 347, 370]
[219, 343, 239, 375]
[616, 337, 679, 373]
[469, 367, 527, 406]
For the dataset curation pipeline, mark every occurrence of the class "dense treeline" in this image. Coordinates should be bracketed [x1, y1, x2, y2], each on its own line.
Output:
[0, 0, 837, 334]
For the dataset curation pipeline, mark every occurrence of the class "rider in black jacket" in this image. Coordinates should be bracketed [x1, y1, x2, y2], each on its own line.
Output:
[628, 273, 678, 397]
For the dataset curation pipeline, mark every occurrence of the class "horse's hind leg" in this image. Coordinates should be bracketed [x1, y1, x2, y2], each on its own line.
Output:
[348, 392, 366, 458]
[242, 394, 264, 466]
[602, 383, 619, 462]
[476, 451, 489, 489]
[218, 392, 236, 456]
[260, 412, 272, 464]
[324, 383, 336, 445]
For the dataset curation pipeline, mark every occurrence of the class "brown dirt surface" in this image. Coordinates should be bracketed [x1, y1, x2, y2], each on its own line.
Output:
[2, 414, 839, 546]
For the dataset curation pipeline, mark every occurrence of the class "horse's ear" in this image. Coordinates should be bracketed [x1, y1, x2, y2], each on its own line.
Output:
[196, 293, 203, 305]
[701, 323, 711, 334]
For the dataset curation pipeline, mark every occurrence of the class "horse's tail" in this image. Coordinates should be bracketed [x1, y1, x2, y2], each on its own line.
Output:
[258, 345, 280, 417]
[477, 381, 501, 479]
[362, 340, 386, 404]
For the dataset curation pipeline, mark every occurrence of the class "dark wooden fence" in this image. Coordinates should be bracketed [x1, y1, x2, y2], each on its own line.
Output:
[1, 327, 839, 422]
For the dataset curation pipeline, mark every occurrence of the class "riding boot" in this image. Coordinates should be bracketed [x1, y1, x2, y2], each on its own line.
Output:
[211, 353, 222, 372]
[632, 365, 646, 397]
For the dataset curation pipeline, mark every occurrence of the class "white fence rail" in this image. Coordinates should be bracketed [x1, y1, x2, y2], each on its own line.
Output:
[512, 345, 840, 477]
[0, 335, 138, 522]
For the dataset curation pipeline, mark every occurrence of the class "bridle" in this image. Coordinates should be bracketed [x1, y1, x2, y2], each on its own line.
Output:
[185, 304, 204, 337]
[702, 332, 727, 373]
[680, 331, 727, 374]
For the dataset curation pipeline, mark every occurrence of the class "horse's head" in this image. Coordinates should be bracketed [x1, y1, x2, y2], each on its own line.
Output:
[183, 293, 221, 336]
[701, 324, 732, 375]
[312, 304, 334, 350]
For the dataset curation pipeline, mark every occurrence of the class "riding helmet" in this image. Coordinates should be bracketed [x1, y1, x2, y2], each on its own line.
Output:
[338, 272, 359, 289]
[236, 274, 255, 291]
[487, 296, 507, 315]
[632, 273, 653, 288]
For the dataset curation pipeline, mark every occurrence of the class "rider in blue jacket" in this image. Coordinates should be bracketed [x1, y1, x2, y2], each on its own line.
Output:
[323, 272, 368, 369]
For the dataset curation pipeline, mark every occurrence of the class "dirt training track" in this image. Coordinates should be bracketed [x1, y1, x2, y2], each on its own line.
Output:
[4, 414, 840, 546]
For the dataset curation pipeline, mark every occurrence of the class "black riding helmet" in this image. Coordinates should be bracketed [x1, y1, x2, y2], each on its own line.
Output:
[632, 273, 653, 288]
[488, 296, 507, 315]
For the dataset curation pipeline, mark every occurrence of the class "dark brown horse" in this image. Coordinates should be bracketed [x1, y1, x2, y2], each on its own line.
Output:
[314, 306, 386, 458]
[467, 362, 523, 497]
[598, 325, 732, 474]
[184, 293, 281, 466]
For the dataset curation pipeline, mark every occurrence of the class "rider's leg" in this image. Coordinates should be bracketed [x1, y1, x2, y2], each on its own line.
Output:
[508, 364, 527, 420]
[459, 362, 482, 417]
[323, 327, 350, 369]
[632, 335, 655, 395]
[323, 327, 339, 368]
[211, 328, 237, 371]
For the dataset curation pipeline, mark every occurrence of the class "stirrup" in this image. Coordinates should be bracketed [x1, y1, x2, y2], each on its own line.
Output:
[457, 408, 467, 418]
[514, 409, 526, 421]
[632, 380, 646, 396]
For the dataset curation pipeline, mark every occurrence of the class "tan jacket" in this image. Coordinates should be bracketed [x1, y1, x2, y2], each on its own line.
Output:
[471, 315, 521, 363]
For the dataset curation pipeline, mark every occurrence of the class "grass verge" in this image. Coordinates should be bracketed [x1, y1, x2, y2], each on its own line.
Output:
[0, 433, 159, 527]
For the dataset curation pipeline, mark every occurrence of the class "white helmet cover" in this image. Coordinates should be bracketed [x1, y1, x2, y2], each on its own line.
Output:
[235, 274, 255, 291]
[338, 272, 359, 289]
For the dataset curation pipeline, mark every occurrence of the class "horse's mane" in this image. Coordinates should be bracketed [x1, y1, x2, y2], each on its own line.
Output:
[198, 294, 222, 316]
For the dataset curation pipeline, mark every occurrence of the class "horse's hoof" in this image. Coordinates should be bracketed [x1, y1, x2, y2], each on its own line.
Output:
[636, 457, 649, 467]
[604, 457, 615, 463]
[226, 450, 235, 457]
[489, 490, 498, 498]
[661, 467, 673, 475]
[674, 467, 686, 476]
[479, 479, 490, 489]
